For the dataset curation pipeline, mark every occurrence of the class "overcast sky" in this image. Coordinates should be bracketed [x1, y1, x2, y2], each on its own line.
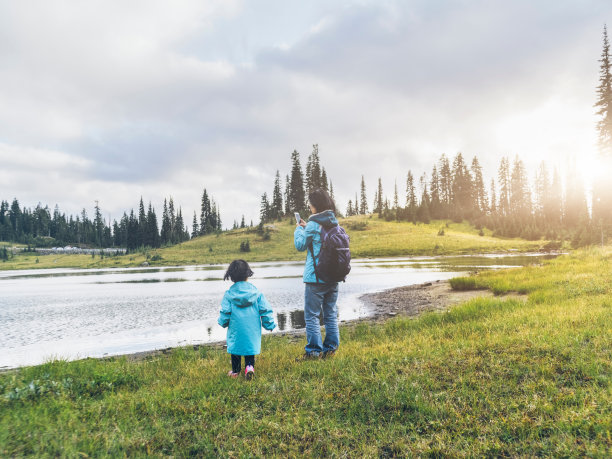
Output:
[0, 0, 610, 227]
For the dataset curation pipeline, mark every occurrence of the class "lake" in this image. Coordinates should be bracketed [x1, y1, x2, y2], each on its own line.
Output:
[0, 253, 557, 369]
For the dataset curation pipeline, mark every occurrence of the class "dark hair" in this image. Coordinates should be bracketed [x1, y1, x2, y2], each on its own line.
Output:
[308, 189, 336, 214]
[224, 259, 254, 282]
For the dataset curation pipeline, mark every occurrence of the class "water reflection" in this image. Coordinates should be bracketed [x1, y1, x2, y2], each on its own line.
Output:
[277, 312, 287, 331]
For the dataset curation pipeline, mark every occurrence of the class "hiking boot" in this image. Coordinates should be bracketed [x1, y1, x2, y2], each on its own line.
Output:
[321, 349, 336, 359]
[295, 352, 321, 362]
[245, 365, 255, 380]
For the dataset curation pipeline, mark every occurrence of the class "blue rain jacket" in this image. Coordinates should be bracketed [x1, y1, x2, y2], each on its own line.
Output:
[294, 210, 339, 283]
[217, 281, 276, 355]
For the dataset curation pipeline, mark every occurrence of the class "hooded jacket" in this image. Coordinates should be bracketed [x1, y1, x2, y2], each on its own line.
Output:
[217, 281, 276, 355]
[293, 210, 339, 283]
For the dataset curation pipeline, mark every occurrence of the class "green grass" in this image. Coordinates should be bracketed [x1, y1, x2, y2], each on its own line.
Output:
[1, 247, 610, 456]
[0, 216, 548, 271]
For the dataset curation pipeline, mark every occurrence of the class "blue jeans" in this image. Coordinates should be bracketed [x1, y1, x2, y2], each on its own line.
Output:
[304, 282, 339, 355]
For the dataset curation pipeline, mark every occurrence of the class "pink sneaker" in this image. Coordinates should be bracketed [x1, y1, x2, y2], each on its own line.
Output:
[227, 371, 239, 378]
[245, 365, 254, 380]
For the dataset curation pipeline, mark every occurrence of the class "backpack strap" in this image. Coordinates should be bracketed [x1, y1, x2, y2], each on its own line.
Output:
[308, 242, 319, 283]
[308, 224, 328, 283]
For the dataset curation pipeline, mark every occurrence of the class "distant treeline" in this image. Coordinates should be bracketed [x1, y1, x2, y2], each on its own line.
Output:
[258, 146, 606, 248]
[348, 153, 599, 246]
[0, 189, 221, 250]
[257, 144, 335, 226]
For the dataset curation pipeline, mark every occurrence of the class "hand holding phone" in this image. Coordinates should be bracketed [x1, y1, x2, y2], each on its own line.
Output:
[294, 212, 301, 225]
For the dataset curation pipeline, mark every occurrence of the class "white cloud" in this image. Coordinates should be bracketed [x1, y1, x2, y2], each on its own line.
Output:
[0, 0, 610, 226]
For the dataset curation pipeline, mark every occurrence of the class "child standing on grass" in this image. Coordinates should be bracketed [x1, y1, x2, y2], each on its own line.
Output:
[218, 259, 276, 380]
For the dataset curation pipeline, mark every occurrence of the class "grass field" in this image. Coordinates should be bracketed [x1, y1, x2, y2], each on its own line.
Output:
[1, 247, 609, 456]
[0, 216, 549, 271]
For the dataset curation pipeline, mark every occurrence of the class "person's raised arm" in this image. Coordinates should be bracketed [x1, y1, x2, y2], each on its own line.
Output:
[294, 220, 318, 251]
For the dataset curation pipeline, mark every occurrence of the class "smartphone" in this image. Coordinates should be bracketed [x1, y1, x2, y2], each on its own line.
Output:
[294, 212, 301, 224]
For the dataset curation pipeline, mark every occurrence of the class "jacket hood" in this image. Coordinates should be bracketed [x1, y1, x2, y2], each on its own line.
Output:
[226, 281, 260, 307]
[308, 210, 338, 228]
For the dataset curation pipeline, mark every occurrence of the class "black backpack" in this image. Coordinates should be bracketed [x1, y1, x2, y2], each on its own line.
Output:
[308, 224, 351, 283]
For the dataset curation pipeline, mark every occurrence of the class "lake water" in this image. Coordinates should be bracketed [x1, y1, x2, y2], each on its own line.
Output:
[0, 253, 557, 369]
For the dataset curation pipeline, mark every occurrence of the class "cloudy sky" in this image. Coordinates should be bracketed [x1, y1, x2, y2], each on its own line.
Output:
[0, 0, 610, 227]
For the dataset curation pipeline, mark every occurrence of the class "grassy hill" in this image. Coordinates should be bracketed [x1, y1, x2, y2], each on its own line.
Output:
[0, 247, 609, 456]
[1, 216, 550, 270]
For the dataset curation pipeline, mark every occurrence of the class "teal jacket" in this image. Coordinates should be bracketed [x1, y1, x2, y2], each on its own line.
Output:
[294, 210, 339, 283]
[217, 281, 276, 355]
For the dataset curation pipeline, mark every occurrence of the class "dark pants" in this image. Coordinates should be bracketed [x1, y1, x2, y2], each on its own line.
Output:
[231, 354, 255, 373]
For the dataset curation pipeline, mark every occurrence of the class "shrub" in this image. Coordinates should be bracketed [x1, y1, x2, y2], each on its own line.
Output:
[450, 277, 478, 291]
[346, 221, 368, 231]
[437, 228, 445, 236]
[150, 254, 163, 261]
[240, 240, 251, 252]
[542, 240, 562, 251]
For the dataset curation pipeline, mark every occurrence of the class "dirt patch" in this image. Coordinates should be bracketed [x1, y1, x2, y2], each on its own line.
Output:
[358, 280, 526, 322]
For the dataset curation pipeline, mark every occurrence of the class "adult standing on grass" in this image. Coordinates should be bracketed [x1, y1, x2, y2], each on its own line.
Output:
[294, 189, 341, 360]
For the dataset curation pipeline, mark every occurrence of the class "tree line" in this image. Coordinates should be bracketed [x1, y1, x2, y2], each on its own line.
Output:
[343, 153, 599, 246]
[258, 144, 335, 224]
[0, 188, 221, 251]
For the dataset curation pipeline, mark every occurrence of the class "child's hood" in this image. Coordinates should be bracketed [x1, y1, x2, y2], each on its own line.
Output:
[226, 281, 260, 308]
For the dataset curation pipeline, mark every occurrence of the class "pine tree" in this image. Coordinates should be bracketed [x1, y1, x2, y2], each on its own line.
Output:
[271, 170, 284, 220]
[489, 179, 497, 215]
[260, 192, 270, 223]
[329, 182, 335, 203]
[374, 178, 383, 215]
[284, 175, 292, 216]
[406, 171, 417, 223]
[168, 197, 177, 243]
[200, 189, 212, 235]
[429, 165, 441, 219]
[393, 180, 399, 221]
[595, 24, 612, 157]
[509, 156, 531, 221]
[240, 215, 246, 228]
[191, 211, 199, 238]
[210, 201, 218, 232]
[94, 201, 105, 247]
[534, 161, 550, 223]
[346, 200, 354, 216]
[471, 156, 487, 214]
[161, 199, 171, 245]
[451, 153, 473, 220]
[497, 157, 510, 217]
[175, 208, 185, 242]
[359, 176, 368, 215]
[594, 24, 612, 226]
[127, 209, 138, 251]
[417, 174, 431, 223]
[321, 168, 329, 192]
[147, 203, 160, 247]
[438, 154, 452, 212]
[305, 144, 322, 194]
[289, 150, 306, 214]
